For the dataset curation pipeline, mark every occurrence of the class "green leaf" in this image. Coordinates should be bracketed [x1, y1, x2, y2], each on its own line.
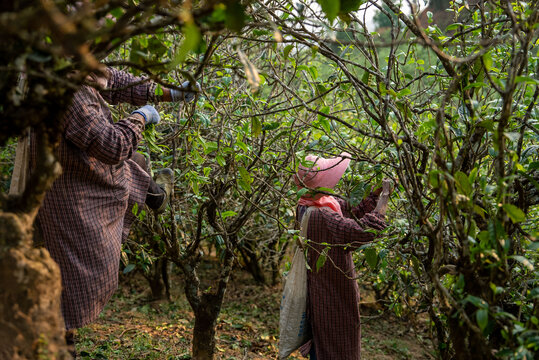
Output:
[204, 141, 218, 154]
[139, 36, 148, 48]
[283, 44, 294, 59]
[502, 204, 526, 223]
[236, 141, 249, 153]
[191, 149, 204, 165]
[315, 84, 328, 96]
[131, 202, 139, 215]
[148, 37, 168, 57]
[297, 187, 310, 199]
[463, 82, 486, 90]
[123, 263, 136, 274]
[173, 23, 201, 65]
[319, 118, 331, 133]
[238, 179, 251, 192]
[397, 88, 412, 97]
[515, 76, 539, 85]
[528, 287, 539, 299]
[221, 210, 237, 219]
[476, 309, 488, 332]
[340, 0, 364, 13]
[262, 121, 280, 131]
[469, 167, 479, 183]
[238, 166, 251, 182]
[455, 171, 472, 196]
[446, 23, 463, 31]
[208, 4, 226, 23]
[473, 205, 486, 219]
[527, 241, 539, 251]
[364, 247, 378, 269]
[216, 155, 226, 167]
[225, 1, 246, 32]
[110, 7, 124, 19]
[464, 295, 487, 309]
[129, 39, 146, 66]
[317, 0, 340, 22]
[251, 117, 262, 137]
[378, 82, 387, 95]
[477, 120, 494, 131]
[308, 66, 319, 80]
[190, 179, 199, 195]
[238, 166, 252, 192]
[361, 70, 370, 85]
[429, 170, 440, 188]
[316, 248, 329, 272]
[315, 187, 334, 194]
[311, 45, 319, 58]
[510, 255, 534, 271]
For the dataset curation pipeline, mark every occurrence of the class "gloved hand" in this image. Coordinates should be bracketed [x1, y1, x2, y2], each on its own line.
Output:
[170, 81, 201, 103]
[132, 105, 160, 125]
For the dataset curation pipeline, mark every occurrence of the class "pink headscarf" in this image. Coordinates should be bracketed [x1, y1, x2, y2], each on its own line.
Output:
[294, 152, 351, 215]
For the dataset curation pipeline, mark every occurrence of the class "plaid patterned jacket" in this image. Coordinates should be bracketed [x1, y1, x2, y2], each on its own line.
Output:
[298, 194, 387, 359]
[31, 68, 158, 329]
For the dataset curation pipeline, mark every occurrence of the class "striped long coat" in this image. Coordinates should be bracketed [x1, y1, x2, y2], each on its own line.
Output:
[298, 194, 387, 360]
[31, 68, 159, 329]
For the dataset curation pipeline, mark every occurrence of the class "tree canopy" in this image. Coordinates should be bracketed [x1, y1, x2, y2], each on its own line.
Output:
[1, 1, 538, 359]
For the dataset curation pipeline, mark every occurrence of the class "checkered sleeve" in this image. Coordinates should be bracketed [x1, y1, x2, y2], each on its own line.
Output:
[352, 192, 379, 218]
[337, 191, 380, 219]
[100, 67, 159, 105]
[320, 208, 386, 249]
[64, 86, 145, 165]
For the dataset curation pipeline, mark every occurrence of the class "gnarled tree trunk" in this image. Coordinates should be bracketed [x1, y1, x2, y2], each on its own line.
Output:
[0, 131, 68, 359]
[192, 296, 220, 360]
[145, 258, 171, 301]
[0, 213, 69, 360]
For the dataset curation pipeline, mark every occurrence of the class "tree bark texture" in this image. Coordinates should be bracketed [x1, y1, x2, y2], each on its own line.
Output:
[192, 301, 219, 360]
[239, 242, 266, 285]
[0, 212, 70, 360]
[145, 258, 170, 301]
[448, 312, 494, 360]
[184, 248, 235, 360]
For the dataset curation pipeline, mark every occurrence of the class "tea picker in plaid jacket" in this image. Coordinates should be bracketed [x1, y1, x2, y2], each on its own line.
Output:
[29, 67, 199, 345]
[295, 152, 393, 360]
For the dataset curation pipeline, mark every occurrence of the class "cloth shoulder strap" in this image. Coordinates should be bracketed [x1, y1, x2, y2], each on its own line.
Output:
[299, 206, 316, 239]
[298, 206, 331, 249]
[9, 129, 30, 195]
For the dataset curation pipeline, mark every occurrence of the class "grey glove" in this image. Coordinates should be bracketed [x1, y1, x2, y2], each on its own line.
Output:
[132, 105, 160, 125]
[170, 81, 201, 103]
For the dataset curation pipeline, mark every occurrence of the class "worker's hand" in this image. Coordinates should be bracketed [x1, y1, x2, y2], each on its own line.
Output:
[170, 81, 201, 103]
[132, 105, 160, 125]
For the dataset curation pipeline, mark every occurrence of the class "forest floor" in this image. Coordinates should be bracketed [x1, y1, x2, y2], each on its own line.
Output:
[76, 258, 436, 360]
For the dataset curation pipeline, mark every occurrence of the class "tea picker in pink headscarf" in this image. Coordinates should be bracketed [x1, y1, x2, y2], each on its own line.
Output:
[294, 152, 392, 360]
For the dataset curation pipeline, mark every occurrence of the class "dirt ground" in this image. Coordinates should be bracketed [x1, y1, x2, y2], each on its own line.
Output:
[76, 262, 435, 360]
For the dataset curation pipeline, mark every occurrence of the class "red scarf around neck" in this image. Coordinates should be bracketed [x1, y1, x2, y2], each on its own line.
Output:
[297, 194, 342, 216]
